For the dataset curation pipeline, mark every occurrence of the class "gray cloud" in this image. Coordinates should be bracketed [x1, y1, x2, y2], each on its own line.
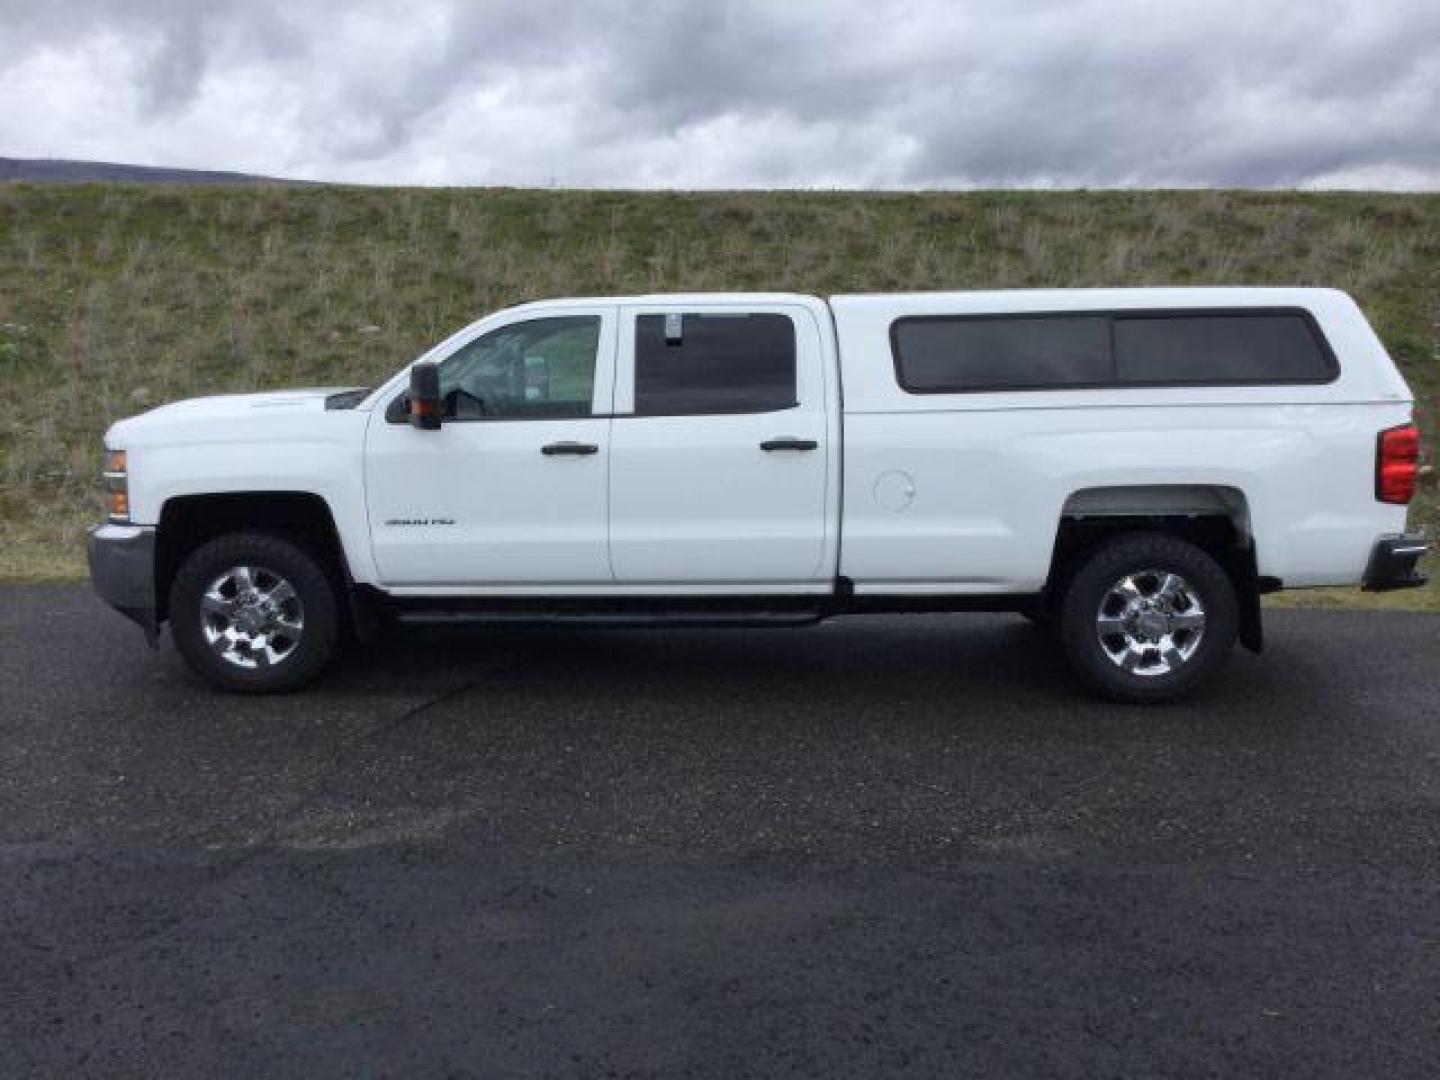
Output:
[0, 0, 1435, 188]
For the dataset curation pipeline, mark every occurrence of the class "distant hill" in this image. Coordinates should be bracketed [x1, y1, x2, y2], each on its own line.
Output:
[0, 157, 293, 184]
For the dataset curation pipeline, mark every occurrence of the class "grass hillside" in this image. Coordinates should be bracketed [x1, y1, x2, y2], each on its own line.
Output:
[0, 184, 1435, 606]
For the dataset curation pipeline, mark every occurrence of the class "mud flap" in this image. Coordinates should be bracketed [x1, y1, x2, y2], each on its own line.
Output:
[1234, 542, 1263, 654]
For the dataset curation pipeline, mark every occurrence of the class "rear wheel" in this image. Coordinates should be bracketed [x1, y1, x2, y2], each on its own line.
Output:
[1058, 532, 1237, 703]
[169, 532, 340, 693]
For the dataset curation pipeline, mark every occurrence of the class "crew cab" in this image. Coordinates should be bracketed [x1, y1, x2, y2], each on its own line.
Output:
[89, 289, 1428, 702]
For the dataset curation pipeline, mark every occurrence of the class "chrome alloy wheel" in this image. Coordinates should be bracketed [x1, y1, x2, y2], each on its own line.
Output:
[199, 565, 305, 670]
[1095, 569, 1206, 678]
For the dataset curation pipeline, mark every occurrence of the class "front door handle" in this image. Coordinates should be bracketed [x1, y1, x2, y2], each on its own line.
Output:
[541, 441, 599, 456]
[760, 437, 818, 452]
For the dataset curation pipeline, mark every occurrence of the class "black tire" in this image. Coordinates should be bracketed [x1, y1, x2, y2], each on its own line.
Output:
[169, 532, 341, 693]
[1058, 532, 1237, 704]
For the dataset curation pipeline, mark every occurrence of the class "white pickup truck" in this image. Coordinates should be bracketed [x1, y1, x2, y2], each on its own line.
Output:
[89, 288, 1427, 702]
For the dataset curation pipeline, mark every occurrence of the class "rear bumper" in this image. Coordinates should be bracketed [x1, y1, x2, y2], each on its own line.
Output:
[87, 523, 159, 645]
[1361, 532, 1429, 592]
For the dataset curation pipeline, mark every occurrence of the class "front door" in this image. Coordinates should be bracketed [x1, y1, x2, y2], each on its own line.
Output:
[607, 303, 834, 586]
[365, 307, 617, 587]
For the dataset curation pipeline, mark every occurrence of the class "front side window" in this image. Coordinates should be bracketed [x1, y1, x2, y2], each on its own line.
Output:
[634, 313, 796, 415]
[438, 316, 600, 419]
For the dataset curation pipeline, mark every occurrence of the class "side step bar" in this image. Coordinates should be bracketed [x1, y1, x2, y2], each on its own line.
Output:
[394, 611, 826, 630]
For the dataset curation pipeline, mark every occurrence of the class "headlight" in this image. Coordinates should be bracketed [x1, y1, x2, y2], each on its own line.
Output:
[103, 448, 130, 522]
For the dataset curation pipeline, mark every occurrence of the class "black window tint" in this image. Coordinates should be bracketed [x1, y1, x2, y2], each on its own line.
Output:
[635, 313, 796, 415]
[438, 316, 599, 419]
[893, 315, 1111, 392]
[1114, 313, 1333, 384]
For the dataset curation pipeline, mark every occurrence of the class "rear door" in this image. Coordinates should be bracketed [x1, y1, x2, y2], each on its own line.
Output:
[607, 302, 832, 586]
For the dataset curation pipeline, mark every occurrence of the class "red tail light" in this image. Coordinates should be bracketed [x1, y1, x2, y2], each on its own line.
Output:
[1376, 424, 1420, 504]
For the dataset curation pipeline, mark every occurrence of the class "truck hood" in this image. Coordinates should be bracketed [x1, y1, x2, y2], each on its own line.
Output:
[107, 387, 368, 446]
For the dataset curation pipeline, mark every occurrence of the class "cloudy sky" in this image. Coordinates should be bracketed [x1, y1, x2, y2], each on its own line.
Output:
[2, 0, 1437, 189]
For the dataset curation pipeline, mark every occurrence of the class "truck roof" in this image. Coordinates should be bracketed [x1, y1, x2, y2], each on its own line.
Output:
[503, 292, 823, 312]
[504, 287, 1351, 310]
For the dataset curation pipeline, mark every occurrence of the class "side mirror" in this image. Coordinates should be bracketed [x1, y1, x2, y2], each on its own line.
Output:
[409, 362, 442, 430]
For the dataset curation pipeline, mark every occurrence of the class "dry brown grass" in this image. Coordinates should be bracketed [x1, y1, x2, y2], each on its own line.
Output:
[0, 184, 1435, 601]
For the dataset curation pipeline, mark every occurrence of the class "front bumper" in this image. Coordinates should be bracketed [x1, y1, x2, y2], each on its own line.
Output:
[87, 523, 159, 645]
[1361, 532, 1429, 592]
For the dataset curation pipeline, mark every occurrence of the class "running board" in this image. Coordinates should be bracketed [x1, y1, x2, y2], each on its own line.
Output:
[393, 610, 825, 630]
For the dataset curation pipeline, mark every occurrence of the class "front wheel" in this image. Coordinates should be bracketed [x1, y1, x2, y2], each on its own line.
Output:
[169, 532, 341, 693]
[1058, 533, 1238, 703]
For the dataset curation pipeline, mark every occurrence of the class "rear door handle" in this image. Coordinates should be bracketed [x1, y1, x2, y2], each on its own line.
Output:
[541, 441, 599, 456]
[760, 437, 818, 452]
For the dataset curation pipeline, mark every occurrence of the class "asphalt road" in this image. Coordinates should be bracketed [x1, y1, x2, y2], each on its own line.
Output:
[2, 584, 1438, 1078]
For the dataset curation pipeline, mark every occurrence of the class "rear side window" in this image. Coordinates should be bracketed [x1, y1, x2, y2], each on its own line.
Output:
[635, 313, 796, 415]
[892, 308, 1336, 393]
[893, 315, 1110, 391]
[1113, 313, 1334, 384]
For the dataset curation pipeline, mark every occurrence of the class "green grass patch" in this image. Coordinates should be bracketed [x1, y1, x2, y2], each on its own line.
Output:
[1, 183, 1435, 605]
